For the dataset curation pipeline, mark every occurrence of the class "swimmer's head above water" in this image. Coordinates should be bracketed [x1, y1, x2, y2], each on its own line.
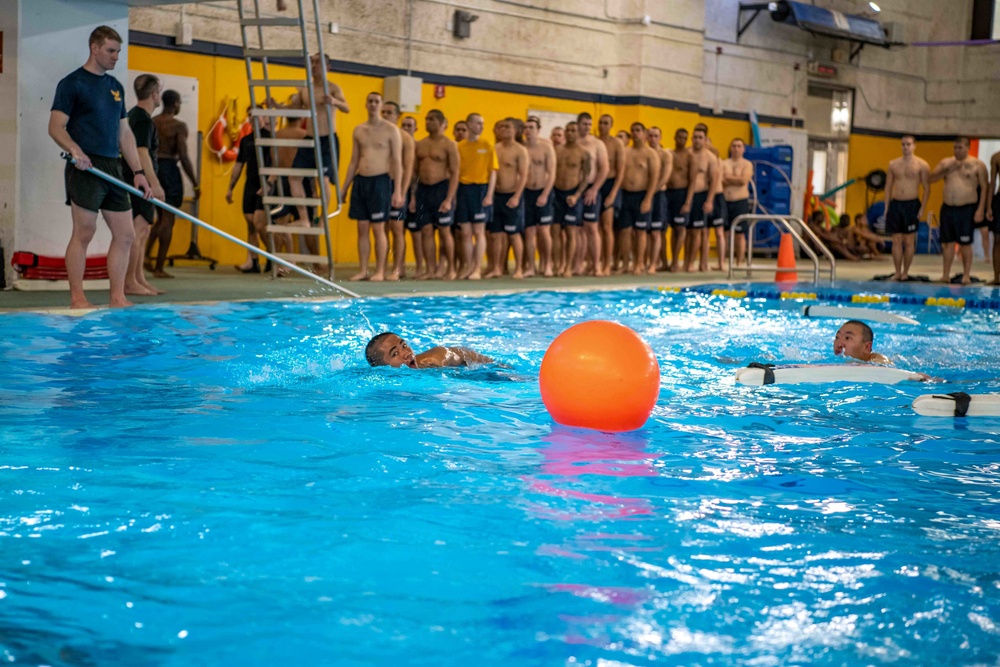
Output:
[834, 320, 890, 365]
[366, 332, 416, 368]
[365, 332, 494, 369]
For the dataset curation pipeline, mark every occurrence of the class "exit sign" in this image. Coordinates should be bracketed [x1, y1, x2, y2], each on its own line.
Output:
[807, 61, 838, 78]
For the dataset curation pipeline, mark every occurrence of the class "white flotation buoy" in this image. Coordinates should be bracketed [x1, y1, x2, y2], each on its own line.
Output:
[912, 392, 1000, 417]
[802, 305, 919, 325]
[736, 362, 926, 386]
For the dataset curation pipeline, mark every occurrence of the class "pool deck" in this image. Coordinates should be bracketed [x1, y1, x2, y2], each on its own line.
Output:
[1, 254, 997, 313]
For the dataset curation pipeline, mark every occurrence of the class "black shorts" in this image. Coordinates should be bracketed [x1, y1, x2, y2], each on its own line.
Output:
[390, 188, 410, 222]
[666, 188, 688, 227]
[618, 190, 652, 230]
[554, 188, 583, 227]
[993, 193, 1000, 234]
[582, 188, 602, 222]
[414, 180, 453, 229]
[455, 183, 490, 224]
[725, 198, 752, 232]
[688, 190, 710, 229]
[132, 179, 157, 224]
[64, 155, 131, 213]
[939, 203, 977, 246]
[650, 190, 667, 230]
[490, 192, 524, 234]
[709, 193, 727, 228]
[242, 178, 265, 216]
[292, 134, 339, 179]
[349, 173, 391, 223]
[524, 189, 554, 227]
[157, 158, 184, 208]
[599, 180, 622, 213]
[886, 198, 920, 235]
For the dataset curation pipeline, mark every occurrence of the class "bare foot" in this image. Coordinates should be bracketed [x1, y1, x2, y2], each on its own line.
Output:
[417, 272, 434, 281]
[699, 263, 709, 272]
[369, 272, 385, 282]
[349, 271, 369, 282]
[108, 298, 135, 308]
[387, 271, 401, 282]
[560, 268, 572, 278]
[467, 271, 482, 280]
[512, 270, 524, 280]
[484, 270, 501, 279]
[987, 279, 1000, 285]
[70, 298, 96, 309]
[152, 270, 174, 279]
[611, 266, 624, 275]
[445, 271, 458, 281]
[938, 275, 950, 283]
[522, 269, 535, 278]
[961, 275, 972, 285]
[543, 268, 554, 277]
[646, 265, 657, 275]
[124, 284, 157, 296]
[632, 267, 644, 276]
[669, 264, 680, 273]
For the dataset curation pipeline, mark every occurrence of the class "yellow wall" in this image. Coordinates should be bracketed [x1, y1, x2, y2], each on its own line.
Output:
[845, 134, 955, 221]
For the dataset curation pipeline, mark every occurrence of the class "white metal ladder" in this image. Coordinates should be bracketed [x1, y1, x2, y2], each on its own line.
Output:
[728, 214, 838, 285]
[236, 0, 342, 280]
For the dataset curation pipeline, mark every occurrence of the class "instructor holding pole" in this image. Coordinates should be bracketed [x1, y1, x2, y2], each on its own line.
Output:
[48, 25, 152, 309]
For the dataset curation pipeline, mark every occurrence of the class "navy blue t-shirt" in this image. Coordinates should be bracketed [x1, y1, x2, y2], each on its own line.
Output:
[51, 67, 127, 159]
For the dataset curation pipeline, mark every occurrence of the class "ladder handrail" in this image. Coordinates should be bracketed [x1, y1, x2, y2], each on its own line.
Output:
[62, 155, 359, 297]
[728, 213, 836, 285]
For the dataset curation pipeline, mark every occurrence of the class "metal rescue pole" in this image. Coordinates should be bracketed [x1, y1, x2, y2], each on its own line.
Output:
[62, 155, 360, 297]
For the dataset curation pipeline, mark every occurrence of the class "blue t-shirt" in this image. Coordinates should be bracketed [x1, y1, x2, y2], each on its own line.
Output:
[51, 67, 127, 159]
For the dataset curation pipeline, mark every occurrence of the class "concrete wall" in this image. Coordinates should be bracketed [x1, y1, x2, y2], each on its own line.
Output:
[0, 0, 18, 288]
[16, 0, 130, 259]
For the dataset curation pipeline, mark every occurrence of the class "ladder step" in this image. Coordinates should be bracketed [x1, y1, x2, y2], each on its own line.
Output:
[259, 167, 320, 177]
[256, 137, 316, 148]
[244, 48, 308, 59]
[273, 253, 330, 264]
[252, 108, 311, 118]
[265, 225, 327, 236]
[248, 79, 309, 88]
[263, 195, 323, 206]
[240, 17, 302, 27]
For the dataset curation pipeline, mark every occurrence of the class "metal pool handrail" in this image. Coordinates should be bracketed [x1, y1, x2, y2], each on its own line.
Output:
[728, 214, 836, 285]
[61, 154, 360, 298]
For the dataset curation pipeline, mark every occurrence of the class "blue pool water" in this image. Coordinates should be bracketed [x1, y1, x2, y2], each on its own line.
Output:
[1, 286, 999, 666]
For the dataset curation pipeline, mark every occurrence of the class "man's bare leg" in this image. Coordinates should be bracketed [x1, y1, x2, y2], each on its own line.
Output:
[715, 228, 728, 272]
[457, 223, 474, 279]
[600, 207, 614, 274]
[633, 229, 646, 275]
[389, 218, 406, 280]
[523, 226, 537, 277]
[980, 227, 991, 264]
[289, 176, 310, 228]
[467, 222, 486, 280]
[901, 233, 916, 280]
[411, 227, 427, 278]
[940, 243, 955, 283]
[102, 209, 137, 308]
[585, 222, 602, 276]
[370, 222, 388, 282]
[66, 205, 101, 309]
[733, 231, 747, 267]
[510, 233, 525, 279]
[614, 228, 631, 274]
[538, 225, 553, 276]
[670, 226, 686, 272]
[699, 228, 711, 272]
[991, 234, 1000, 284]
[236, 213, 258, 271]
[434, 226, 456, 280]
[420, 226, 437, 279]
[551, 226, 564, 275]
[151, 210, 176, 279]
[960, 244, 973, 285]
[647, 231, 661, 275]
[890, 233, 904, 279]
[125, 217, 160, 296]
[562, 227, 578, 277]
[484, 234, 503, 278]
[351, 220, 371, 281]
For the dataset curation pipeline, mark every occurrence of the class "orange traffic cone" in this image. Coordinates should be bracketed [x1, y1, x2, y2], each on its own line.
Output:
[775, 233, 798, 283]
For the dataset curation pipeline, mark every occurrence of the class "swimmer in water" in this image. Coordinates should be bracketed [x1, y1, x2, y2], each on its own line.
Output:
[365, 332, 493, 368]
[833, 320, 891, 365]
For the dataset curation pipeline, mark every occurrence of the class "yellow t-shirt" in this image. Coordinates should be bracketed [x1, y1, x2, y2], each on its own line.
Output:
[458, 138, 498, 185]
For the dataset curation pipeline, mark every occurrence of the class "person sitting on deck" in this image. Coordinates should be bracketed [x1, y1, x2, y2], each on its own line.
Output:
[833, 320, 891, 365]
[365, 332, 493, 368]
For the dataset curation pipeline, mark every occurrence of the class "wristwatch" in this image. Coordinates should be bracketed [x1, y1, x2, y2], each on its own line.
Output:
[134, 169, 145, 176]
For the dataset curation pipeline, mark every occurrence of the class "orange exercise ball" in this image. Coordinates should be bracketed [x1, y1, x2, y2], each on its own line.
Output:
[540, 321, 660, 432]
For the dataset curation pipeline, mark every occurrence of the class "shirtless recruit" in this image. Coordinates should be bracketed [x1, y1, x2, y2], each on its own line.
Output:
[552, 122, 591, 277]
[667, 128, 691, 272]
[343, 92, 403, 282]
[722, 138, 754, 269]
[522, 116, 557, 277]
[615, 123, 660, 275]
[381, 101, 415, 280]
[576, 113, 609, 275]
[884, 136, 930, 281]
[681, 127, 719, 272]
[411, 109, 460, 280]
[484, 119, 529, 279]
[929, 137, 989, 285]
[647, 127, 672, 273]
[598, 114, 625, 276]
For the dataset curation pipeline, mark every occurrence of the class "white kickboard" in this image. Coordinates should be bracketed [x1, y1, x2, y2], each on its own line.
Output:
[736, 363, 924, 386]
[912, 393, 1000, 417]
[802, 305, 919, 325]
